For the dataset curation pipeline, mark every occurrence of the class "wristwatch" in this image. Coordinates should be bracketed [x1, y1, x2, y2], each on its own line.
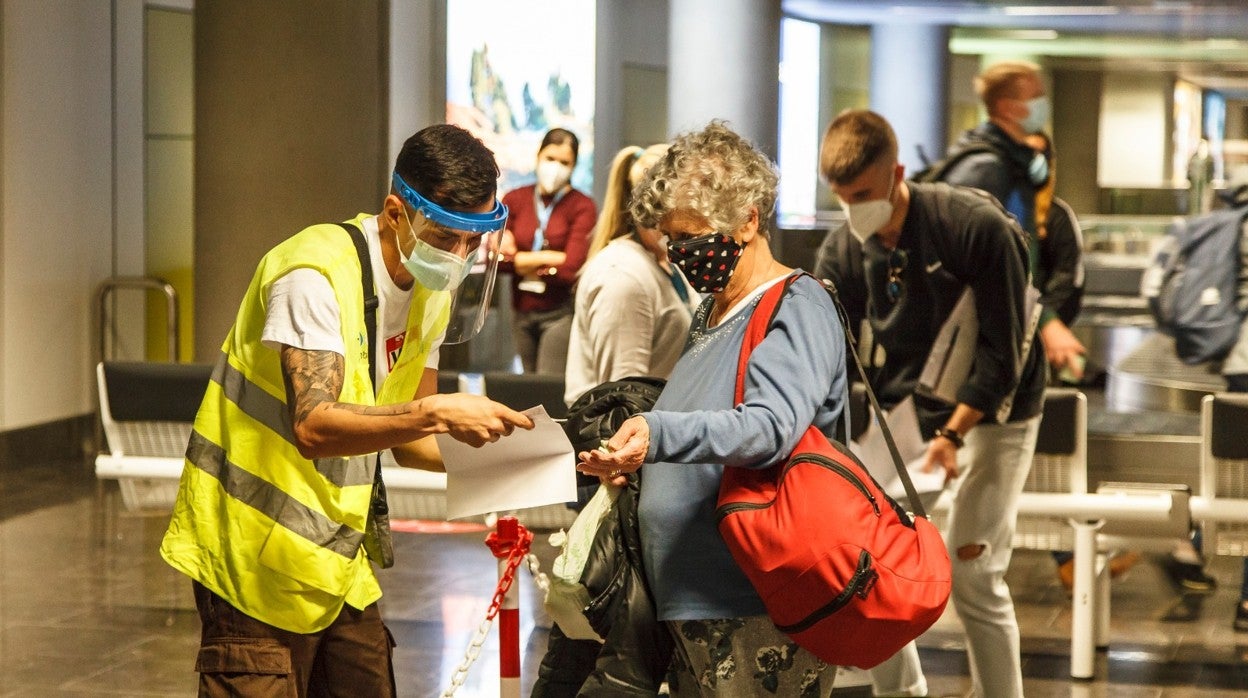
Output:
[933, 426, 964, 449]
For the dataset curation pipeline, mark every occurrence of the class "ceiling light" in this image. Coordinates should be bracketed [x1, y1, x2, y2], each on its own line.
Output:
[1003, 5, 1120, 16]
[1002, 29, 1060, 40]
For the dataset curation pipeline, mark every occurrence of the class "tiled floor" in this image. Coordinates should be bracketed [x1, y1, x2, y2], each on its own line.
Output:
[4, 456, 1248, 696]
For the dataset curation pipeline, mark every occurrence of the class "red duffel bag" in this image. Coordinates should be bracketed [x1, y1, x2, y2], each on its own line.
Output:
[716, 274, 951, 669]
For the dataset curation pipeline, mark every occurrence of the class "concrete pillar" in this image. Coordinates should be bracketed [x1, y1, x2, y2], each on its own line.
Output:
[389, 0, 444, 167]
[869, 23, 950, 173]
[1052, 68, 1103, 213]
[667, 0, 781, 158]
[194, 0, 389, 361]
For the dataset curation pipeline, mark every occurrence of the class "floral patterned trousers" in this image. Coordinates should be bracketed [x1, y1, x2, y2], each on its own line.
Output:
[665, 616, 834, 697]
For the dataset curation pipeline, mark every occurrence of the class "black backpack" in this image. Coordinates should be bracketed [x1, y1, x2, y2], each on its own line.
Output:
[911, 142, 1006, 183]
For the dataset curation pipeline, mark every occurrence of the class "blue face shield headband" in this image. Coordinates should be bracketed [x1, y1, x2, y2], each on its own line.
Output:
[391, 172, 508, 234]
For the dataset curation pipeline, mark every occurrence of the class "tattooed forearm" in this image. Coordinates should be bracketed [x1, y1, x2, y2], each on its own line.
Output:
[281, 347, 345, 426]
[329, 403, 412, 417]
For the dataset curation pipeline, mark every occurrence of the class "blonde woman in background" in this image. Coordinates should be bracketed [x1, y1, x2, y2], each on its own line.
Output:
[563, 143, 699, 406]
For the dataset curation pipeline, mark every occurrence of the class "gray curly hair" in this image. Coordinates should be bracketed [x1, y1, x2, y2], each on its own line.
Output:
[630, 121, 778, 239]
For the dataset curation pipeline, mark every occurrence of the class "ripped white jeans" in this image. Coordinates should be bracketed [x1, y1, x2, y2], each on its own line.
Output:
[945, 416, 1040, 698]
[869, 415, 1040, 698]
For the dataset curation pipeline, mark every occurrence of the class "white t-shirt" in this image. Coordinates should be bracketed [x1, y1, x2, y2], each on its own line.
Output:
[262, 216, 441, 464]
[564, 237, 701, 406]
[260, 216, 441, 464]
[262, 214, 441, 375]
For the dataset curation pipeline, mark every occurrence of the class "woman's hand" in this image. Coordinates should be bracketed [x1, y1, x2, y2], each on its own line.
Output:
[514, 250, 567, 276]
[577, 415, 650, 480]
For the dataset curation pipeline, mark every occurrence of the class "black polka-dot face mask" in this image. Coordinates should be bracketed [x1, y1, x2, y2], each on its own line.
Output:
[667, 232, 743, 294]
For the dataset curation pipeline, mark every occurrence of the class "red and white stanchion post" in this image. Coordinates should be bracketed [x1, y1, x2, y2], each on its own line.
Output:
[484, 515, 530, 698]
[441, 515, 534, 698]
[493, 516, 522, 697]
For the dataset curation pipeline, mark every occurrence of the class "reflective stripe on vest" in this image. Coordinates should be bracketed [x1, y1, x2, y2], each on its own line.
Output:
[210, 357, 373, 488]
[160, 215, 445, 633]
[184, 430, 366, 558]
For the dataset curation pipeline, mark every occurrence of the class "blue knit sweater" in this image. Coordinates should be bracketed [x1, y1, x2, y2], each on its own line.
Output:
[638, 272, 847, 621]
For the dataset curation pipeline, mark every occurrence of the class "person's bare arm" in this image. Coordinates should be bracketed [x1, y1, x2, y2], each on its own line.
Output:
[1040, 318, 1086, 378]
[391, 368, 444, 472]
[281, 347, 532, 458]
[513, 250, 566, 275]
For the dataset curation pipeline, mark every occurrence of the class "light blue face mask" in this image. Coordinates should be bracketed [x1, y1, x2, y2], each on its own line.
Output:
[1020, 96, 1050, 135]
[398, 209, 479, 291]
[400, 237, 478, 291]
[1028, 152, 1050, 186]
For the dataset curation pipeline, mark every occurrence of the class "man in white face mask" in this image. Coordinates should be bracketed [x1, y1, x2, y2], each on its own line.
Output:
[841, 162, 900, 243]
[815, 110, 1047, 698]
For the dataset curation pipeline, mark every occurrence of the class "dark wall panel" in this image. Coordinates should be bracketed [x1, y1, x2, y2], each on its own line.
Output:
[194, 0, 388, 360]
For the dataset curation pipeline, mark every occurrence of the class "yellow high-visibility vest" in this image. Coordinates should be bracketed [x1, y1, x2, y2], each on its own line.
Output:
[160, 214, 451, 633]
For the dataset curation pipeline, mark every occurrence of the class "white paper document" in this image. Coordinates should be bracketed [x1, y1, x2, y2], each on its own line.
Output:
[850, 396, 946, 500]
[434, 405, 577, 520]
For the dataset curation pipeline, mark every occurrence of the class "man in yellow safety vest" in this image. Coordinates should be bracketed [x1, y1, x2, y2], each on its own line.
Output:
[160, 124, 532, 695]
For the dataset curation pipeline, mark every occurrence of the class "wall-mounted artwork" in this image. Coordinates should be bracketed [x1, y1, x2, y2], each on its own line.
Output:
[446, 0, 596, 195]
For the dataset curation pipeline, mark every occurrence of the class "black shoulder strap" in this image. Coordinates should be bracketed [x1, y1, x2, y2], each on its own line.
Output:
[337, 222, 393, 567]
[814, 273, 929, 519]
[917, 142, 1006, 183]
[337, 222, 379, 397]
[753, 273, 928, 519]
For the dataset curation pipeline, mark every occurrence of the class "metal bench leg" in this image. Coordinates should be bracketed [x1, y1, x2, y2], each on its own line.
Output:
[1070, 519, 1104, 680]
[1095, 552, 1111, 649]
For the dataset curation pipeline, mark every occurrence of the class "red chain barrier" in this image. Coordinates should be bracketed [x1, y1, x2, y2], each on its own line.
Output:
[484, 516, 533, 620]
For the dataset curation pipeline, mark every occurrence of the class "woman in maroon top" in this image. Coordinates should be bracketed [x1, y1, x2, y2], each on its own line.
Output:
[498, 128, 597, 373]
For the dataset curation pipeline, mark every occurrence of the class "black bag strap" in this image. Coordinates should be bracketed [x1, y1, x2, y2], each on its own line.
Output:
[336, 223, 388, 503]
[337, 222, 379, 387]
[741, 273, 928, 519]
[820, 276, 929, 519]
[913, 142, 1006, 184]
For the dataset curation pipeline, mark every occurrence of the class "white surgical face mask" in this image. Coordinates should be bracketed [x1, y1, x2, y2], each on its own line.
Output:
[841, 174, 896, 243]
[401, 238, 477, 291]
[536, 160, 572, 194]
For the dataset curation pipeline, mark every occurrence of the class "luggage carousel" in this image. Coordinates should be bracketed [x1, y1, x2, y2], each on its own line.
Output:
[1105, 331, 1226, 414]
[1079, 326, 1217, 493]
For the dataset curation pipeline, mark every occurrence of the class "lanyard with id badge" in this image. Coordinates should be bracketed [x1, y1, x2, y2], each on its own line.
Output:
[518, 187, 567, 294]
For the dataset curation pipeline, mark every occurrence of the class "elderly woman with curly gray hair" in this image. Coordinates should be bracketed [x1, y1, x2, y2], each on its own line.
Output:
[577, 121, 848, 697]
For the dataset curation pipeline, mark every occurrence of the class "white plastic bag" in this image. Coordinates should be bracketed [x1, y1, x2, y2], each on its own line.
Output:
[543, 483, 621, 641]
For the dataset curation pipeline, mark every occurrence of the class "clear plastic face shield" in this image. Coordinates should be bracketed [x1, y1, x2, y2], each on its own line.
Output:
[392, 171, 508, 344]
